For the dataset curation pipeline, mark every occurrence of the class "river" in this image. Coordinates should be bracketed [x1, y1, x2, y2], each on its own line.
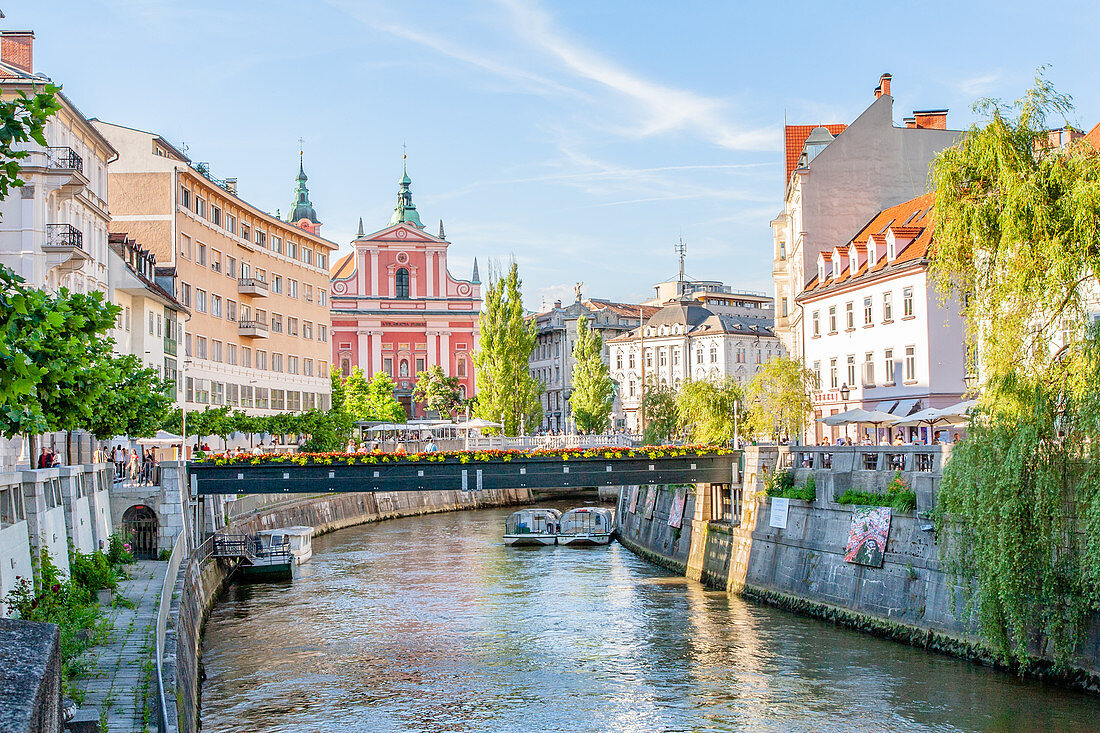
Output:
[200, 503, 1100, 732]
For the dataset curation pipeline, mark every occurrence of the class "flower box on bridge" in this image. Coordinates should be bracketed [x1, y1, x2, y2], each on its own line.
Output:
[187, 446, 740, 496]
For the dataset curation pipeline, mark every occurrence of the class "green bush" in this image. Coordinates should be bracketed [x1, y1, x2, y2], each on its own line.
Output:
[68, 548, 119, 592]
[766, 469, 816, 501]
[107, 530, 134, 566]
[835, 473, 916, 513]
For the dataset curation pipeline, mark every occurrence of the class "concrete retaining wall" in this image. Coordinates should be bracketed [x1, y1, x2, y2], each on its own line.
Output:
[0, 618, 62, 733]
[618, 448, 1100, 694]
[170, 487, 532, 733]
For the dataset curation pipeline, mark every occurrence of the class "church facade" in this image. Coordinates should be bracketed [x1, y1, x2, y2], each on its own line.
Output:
[329, 162, 481, 417]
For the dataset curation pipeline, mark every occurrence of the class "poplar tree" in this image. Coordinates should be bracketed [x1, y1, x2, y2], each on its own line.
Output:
[569, 316, 613, 433]
[473, 262, 542, 435]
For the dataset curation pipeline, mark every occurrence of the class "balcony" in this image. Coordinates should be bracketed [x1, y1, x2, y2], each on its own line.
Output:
[238, 319, 269, 338]
[238, 277, 268, 297]
[45, 223, 83, 250]
[46, 146, 84, 175]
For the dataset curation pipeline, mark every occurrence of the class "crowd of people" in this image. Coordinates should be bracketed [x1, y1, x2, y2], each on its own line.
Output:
[109, 444, 159, 485]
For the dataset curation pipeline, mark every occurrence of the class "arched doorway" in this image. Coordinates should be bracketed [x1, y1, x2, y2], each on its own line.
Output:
[122, 505, 158, 559]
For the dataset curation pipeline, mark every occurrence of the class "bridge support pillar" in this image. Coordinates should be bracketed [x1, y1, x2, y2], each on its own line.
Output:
[685, 482, 711, 583]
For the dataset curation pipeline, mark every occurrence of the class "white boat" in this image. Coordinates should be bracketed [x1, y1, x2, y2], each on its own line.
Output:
[557, 507, 616, 546]
[257, 526, 314, 564]
[504, 508, 561, 546]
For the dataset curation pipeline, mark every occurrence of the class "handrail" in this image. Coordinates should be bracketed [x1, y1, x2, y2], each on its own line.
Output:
[155, 529, 187, 733]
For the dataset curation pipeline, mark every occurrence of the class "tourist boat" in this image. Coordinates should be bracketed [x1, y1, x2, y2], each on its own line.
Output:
[556, 507, 616, 546]
[256, 526, 314, 565]
[504, 508, 561, 546]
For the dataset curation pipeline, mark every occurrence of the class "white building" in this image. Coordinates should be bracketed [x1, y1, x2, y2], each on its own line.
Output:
[772, 73, 962, 360]
[608, 298, 784, 432]
[529, 293, 656, 432]
[798, 195, 966, 443]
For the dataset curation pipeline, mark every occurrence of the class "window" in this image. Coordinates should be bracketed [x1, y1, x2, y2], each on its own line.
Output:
[185, 333, 192, 357]
[179, 233, 192, 259]
[270, 314, 282, 333]
[383, 357, 393, 376]
[812, 360, 821, 388]
[709, 346, 718, 364]
[194, 197, 205, 217]
[240, 385, 253, 408]
[779, 240, 786, 260]
[863, 297, 872, 325]
[211, 206, 221, 226]
[303, 248, 313, 265]
[456, 358, 466, 377]
[226, 256, 237, 278]
[272, 353, 283, 372]
[629, 353, 635, 370]
[288, 279, 298, 299]
[303, 321, 313, 339]
[197, 243, 207, 266]
[148, 311, 155, 335]
[905, 345, 916, 382]
[305, 284, 314, 303]
[271, 274, 282, 294]
[288, 317, 298, 336]
[812, 310, 820, 337]
[829, 357, 838, 389]
[319, 325, 327, 342]
[179, 187, 191, 210]
[863, 352, 874, 387]
[695, 348, 703, 364]
[271, 389, 284, 411]
[255, 230, 266, 248]
[255, 387, 269, 410]
[196, 289, 207, 313]
[196, 337, 207, 359]
[211, 295, 222, 318]
[415, 357, 425, 373]
[395, 268, 410, 298]
[304, 358, 314, 376]
[319, 290, 327, 306]
[888, 236, 896, 261]
[673, 349, 681, 366]
[287, 390, 301, 411]
[828, 305, 837, 333]
[211, 249, 221, 273]
[845, 301, 854, 330]
[227, 343, 237, 365]
[318, 253, 327, 269]
[271, 235, 282, 254]
[242, 347, 252, 368]
[847, 354, 856, 386]
[240, 223, 250, 241]
[884, 349, 895, 384]
[883, 292, 893, 322]
[288, 241, 297, 259]
[225, 214, 236, 235]
[227, 299, 237, 322]
[646, 349, 653, 369]
[256, 350, 267, 370]
[659, 349, 667, 367]
[781, 297, 788, 318]
[212, 340, 223, 362]
[903, 287, 914, 318]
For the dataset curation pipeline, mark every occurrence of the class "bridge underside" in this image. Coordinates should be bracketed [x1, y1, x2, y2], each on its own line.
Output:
[188, 454, 738, 496]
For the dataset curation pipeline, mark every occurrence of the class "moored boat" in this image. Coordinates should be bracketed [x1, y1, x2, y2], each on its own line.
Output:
[257, 526, 314, 564]
[504, 508, 561, 546]
[557, 506, 616, 546]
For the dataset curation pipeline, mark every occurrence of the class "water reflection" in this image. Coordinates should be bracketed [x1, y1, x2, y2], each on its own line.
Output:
[201, 505, 1100, 732]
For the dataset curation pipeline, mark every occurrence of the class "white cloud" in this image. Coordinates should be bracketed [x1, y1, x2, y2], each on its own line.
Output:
[956, 72, 1001, 96]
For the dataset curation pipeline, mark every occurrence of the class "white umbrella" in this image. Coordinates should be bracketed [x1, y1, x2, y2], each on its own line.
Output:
[136, 430, 183, 446]
[937, 399, 977, 421]
[455, 418, 503, 430]
[366, 422, 407, 432]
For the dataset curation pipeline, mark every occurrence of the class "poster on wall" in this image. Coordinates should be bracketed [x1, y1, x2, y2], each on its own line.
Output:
[628, 485, 639, 514]
[844, 507, 892, 567]
[644, 484, 658, 519]
[769, 497, 790, 529]
[668, 486, 687, 528]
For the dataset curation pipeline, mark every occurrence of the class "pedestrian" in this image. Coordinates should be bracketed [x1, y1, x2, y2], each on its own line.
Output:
[37, 448, 49, 469]
[113, 444, 125, 478]
[51, 448, 61, 467]
[425, 437, 437, 453]
[141, 449, 153, 484]
[128, 449, 140, 482]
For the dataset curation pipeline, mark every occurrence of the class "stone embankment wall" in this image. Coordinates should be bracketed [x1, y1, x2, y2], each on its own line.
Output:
[617, 449, 1100, 694]
[0, 618, 62, 733]
[171, 487, 531, 733]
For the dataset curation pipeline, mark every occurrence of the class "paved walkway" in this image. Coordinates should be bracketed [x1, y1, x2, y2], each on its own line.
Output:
[75, 559, 165, 733]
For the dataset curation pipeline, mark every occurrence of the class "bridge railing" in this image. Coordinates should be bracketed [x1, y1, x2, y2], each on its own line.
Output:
[466, 434, 634, 451]
[155, 529, 187, 733]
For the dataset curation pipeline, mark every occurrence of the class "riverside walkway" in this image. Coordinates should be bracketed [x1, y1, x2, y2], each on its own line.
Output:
[75, 558, 164, 732]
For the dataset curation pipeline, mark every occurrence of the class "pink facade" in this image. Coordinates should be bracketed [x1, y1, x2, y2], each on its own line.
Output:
[329, 213, 481, 417]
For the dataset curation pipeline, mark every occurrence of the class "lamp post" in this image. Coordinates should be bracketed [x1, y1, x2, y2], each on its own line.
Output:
[839, 382, 850, 443]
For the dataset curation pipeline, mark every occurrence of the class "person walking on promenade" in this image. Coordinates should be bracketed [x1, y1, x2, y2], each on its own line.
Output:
[128, 449, 140, 483]
[113, 444, 125, 478]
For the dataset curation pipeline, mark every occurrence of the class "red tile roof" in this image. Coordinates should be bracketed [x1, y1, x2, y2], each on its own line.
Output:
[1085, 122, 1100, 152]
[800, 193, 935, 298]
[784, 123, 848, 185]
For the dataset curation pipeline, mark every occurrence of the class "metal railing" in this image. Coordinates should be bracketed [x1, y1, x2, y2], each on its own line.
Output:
[46, 146, 83, 174]
[45, 223, 83, 249]
[466, 433, 634, 451]
[155, 530, 187, 733]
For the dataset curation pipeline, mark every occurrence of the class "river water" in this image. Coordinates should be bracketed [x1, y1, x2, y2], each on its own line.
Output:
[201, 504, 1100, 732]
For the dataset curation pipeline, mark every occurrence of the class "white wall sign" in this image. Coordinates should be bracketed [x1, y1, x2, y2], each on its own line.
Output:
[770, 497, 790, 529]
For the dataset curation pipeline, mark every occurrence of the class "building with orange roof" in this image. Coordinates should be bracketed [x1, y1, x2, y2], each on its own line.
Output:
[329, 163, 481, 416]
[772, 73, 963, 361]
[796, 194, 966, 443]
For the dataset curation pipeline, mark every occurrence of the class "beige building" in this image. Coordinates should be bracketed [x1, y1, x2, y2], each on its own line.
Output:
[92, 120, 337, 415]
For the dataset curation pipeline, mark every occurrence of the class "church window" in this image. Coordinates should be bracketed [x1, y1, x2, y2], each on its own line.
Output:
[396, 268, 410, 299]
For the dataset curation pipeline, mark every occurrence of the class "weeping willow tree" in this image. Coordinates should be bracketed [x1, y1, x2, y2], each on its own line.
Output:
[930, 71, 1100, 666]
[677, 377, 743, 445]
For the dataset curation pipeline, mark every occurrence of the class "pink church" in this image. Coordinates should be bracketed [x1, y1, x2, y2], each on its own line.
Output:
[329, 162, 481, 417]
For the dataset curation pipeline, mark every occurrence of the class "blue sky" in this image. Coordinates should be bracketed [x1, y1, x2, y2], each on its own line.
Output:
[23, 1, 1100, 308]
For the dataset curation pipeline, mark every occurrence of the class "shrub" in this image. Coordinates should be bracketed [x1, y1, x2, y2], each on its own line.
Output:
[69, 549, 118, 592]
[767, 469, 816, 501]
[107, 530, 134, 566]
[835, 473, 916, 513]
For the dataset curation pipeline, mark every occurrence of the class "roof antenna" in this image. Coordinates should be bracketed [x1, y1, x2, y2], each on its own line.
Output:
[675, 236, 687, 297]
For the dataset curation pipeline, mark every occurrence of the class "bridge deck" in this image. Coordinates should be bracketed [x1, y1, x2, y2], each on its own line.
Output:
[188, 452, 739, 495]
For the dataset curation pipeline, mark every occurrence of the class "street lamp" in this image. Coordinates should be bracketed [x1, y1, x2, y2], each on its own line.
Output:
[839, 383, 850, 443]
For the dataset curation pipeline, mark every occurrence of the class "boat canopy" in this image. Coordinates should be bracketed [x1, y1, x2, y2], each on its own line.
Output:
[505, 508, 561, 535]
[558, 507, 614, 535]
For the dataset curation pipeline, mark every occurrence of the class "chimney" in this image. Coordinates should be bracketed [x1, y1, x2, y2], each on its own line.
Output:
[912, 109, 948, 130]
[874, 72, 892, 99]
[904, 117, 916, 129]
[224, 177, 238, 195]
[553, 299, 562, 309]
[0, 31, 34, 74]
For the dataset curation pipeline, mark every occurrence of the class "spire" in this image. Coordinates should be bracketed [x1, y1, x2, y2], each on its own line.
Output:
[389, 149, 424, 228]
[438, 219, 445, 239]
[471, 258, 480, 283]
[357, 217, 364, 237]
[287, 143, 320, 226]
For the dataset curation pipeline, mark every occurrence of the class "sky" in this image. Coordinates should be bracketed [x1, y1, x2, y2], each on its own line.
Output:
[21, 0, 1100, 309]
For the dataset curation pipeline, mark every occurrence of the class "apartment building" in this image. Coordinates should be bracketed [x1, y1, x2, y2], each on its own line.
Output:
[93, 120, 337, 415]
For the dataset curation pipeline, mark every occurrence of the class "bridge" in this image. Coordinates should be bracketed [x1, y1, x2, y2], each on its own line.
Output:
[187, 449, 740, 496]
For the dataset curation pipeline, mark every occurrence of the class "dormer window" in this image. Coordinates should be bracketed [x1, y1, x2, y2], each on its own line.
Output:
[832, 253, 841, 277]
[868, 239, 877, 265]
[849, 249, 857, 275]
[887, 233, 896, 261]
[818, 260, 825, 283]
